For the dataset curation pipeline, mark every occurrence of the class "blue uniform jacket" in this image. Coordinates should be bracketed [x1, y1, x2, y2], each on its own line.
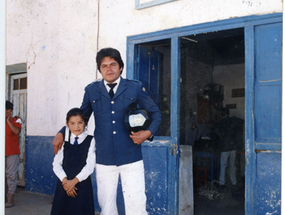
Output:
[81, 77, 161, 166]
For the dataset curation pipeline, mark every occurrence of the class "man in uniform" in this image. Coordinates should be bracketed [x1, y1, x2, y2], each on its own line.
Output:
[52, 47, 161, 215]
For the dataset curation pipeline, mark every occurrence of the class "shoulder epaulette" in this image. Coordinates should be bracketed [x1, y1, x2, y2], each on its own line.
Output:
[94, 78, 102, 82]
[126, 78, 140, 83]
[85, 82, 94, 87]
[86, 79, 101, 87]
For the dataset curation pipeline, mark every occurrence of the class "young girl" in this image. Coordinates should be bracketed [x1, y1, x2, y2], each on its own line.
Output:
[51, 108, 95, 215]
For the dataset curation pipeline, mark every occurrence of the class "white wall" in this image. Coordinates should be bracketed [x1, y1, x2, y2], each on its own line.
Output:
[6, 0, 282, 136]
[6, 0, 98, 135]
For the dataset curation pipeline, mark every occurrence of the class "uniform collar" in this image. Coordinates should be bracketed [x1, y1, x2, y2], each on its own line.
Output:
[104, 76, 121, 92]
[70, 131, 87, 144]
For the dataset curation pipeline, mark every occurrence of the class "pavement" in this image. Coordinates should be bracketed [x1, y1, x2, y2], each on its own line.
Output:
[5, 187, 53, 215]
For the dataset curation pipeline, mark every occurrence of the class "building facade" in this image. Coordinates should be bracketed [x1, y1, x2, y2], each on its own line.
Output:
[6, 1, 282, 214]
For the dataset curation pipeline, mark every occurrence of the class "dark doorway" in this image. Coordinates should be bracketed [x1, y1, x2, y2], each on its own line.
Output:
[179, 28, 245, 215]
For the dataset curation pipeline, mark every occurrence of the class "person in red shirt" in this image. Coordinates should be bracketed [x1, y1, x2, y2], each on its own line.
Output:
[5, 101, 22, 208]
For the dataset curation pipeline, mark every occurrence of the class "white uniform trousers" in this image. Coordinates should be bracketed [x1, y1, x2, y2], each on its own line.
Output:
[5, 154, 20, 194]
[219, 150, 237, 186]
[96, 160, 148, 215]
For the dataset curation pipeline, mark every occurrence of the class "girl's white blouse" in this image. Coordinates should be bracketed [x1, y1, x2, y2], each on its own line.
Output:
[52, 130, 96, 182]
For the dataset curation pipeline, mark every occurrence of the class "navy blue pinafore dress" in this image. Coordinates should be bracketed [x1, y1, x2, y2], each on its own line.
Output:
[51, 135, 94, 215]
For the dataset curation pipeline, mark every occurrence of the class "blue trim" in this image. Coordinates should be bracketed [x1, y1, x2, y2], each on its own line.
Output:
[244, 25, 257, 215]
[255, 143, 281, 151]
[170, 37, 180, 215]
[127, 13, 282, 44]
[170, 37, 180, 144]
[126, 42, 135, 80]
[25, 136, 56, 195]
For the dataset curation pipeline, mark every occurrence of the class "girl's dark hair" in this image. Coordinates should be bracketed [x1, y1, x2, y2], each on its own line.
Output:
[96, 47, 124, 73]
[66, 108, 88, 125]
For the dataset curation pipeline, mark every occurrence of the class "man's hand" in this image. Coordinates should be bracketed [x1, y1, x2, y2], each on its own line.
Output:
[130, 130, 152, 145]
[52, 132, 64, 155]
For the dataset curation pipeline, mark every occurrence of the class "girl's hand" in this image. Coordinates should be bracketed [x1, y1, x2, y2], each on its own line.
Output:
[62, 178, 79, 192]
[62, 177, 67, 184]
[66, 187, 77, 197]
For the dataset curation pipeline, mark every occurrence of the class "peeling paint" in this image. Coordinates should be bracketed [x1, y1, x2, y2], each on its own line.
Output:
[26, 45, 36, 70]
[259, 79, 281, 83]
[256, 152, 281, 214]
[266, 210, 279, 215]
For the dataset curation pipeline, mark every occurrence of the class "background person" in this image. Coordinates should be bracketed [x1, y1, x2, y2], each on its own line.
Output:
[5, 100, 22, 208]
[215, 107, 244, 189]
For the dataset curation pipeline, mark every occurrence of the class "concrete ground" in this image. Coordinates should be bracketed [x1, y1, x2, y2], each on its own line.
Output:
[194, 181, 245, 215]
[5, 182, 245, 215]
[5, 187, 53, 215]
[5, 187, 101, 215]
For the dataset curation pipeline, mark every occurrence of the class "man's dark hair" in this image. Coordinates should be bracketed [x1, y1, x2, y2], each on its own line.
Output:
[6, 100, 13, 110]
[96, 48, 124, 74]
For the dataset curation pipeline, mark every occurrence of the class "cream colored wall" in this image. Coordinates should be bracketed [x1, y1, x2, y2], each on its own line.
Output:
[6, 0, 282, 135]
[6, 0, 98, 135]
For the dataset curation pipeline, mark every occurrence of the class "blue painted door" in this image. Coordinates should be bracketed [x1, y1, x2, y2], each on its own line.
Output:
[135, 45, 179, 214]
[245, 21, 282, 214]
[138, 46, 161, 107]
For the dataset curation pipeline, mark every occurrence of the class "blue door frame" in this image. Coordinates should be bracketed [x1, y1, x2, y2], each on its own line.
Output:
[245, 21, 282, 214]
[126, 13, 282, 215]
